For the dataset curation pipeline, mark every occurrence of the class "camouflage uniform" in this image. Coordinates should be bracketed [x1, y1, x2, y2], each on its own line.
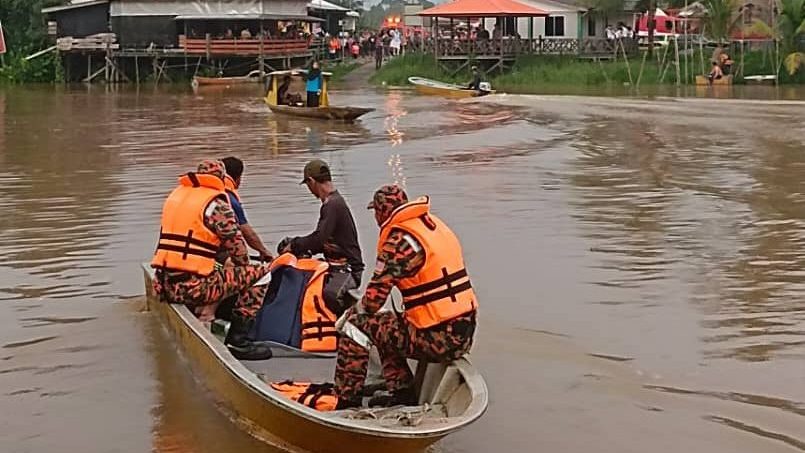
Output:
[153, 160, 270, 319]
[334, 186, 476, 402]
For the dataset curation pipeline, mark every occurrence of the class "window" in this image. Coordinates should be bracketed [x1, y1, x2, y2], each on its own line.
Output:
[545, 16, 565, 37]
[588, 16, 596, 37]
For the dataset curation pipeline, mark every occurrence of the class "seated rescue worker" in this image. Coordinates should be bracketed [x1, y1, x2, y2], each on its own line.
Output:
[281, 159, 365, 316]
[151, 159, 272, 361]
[333, 185, 478, 409]
[277, 75, 292, 106]
[221, 156, 273, 262]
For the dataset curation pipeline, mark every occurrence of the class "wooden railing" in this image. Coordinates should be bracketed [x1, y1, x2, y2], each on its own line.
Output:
[420, 37, 638, 57]
[178, 35, 311, 56]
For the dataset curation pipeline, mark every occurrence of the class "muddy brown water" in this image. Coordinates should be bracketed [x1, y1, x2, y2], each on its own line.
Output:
[1, 83, 804, 453]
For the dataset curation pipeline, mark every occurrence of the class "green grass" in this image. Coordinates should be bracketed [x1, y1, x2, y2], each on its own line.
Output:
[369, 53, 464, 86]
[370, 50, 804, 91]
[326, 61, 360, 82]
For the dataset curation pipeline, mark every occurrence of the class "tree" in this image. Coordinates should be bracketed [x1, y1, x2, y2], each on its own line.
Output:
[0, 0, 64, 57]
[777, 0, 805, 74]
[701, 0, 740, 44]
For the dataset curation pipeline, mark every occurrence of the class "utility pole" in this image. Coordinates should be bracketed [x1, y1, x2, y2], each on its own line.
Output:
[647, 0, 655, 57]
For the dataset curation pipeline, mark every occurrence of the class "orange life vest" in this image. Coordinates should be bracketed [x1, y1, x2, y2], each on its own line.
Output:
[223, 175, 240, 202]
[377, 197, 477, 329]
[151, 173, 226, 276]
[269, 254, 338, 352]
[270, 381, 337, 411]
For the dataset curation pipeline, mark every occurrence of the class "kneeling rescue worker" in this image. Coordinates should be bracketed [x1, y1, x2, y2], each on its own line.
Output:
[333, 185, 478, 409]
[151, 159, 272, 361]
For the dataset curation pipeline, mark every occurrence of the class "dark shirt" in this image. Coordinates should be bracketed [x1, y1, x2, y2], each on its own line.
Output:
[226, 191, 248, 225]
[290, 190, 365, 275]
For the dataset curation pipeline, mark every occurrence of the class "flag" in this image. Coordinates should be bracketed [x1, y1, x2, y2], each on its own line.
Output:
[0, 20, 6, 55]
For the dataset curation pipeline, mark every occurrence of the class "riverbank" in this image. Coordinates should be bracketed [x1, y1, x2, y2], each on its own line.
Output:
[370, 52, 805, 92]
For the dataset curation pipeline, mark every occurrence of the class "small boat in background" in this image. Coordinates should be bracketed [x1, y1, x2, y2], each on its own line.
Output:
[744, 74, 777, 85]
[695, 74, 733, 86]
[264, 70, 374, 122]
[408, 77, 495, 99]
[192, 70, 263, 89]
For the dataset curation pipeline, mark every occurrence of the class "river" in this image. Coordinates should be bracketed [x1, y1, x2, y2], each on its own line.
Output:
[0, 81, 804, 453]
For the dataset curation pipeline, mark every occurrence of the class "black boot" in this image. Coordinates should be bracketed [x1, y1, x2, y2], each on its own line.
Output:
[335, 396, 363, 410]
[367, 386, 418, 407]
[224, 316, 273, 361]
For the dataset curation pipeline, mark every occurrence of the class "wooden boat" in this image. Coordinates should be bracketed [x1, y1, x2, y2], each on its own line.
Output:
[744, 74, 777, 85]
[267, 104, 374, 121]
[142, 264, 488, 453]
[192, 70, 262, 89]
[264, 69, 374, 122]
[695, 74, 733, 86]
[408, 77, 495, 99]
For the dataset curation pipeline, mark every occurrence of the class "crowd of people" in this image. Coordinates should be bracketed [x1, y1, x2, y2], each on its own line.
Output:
[150, 157, 479, 409]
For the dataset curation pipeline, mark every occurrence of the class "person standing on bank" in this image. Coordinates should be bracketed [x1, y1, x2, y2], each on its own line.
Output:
[306, 61, 324, 108]
[281, 159, 365, 312]
[151, 159, 272, 361]
[333, 185, 478, 409]
[221, 157, 273, 262]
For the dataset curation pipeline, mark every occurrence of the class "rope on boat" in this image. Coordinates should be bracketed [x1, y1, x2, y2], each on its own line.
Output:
[343, 404, 435, 427]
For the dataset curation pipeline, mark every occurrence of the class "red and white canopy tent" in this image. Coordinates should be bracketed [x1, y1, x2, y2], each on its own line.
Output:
[417, 0, 548, 73]
[418, 0, 548, 38]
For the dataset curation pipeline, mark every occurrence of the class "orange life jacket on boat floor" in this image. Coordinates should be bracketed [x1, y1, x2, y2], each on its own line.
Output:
[377, 196, 478, 329]
[270, 381, 338, 411]
[269, 254, 338, 352]
[151, 173, 226, 276]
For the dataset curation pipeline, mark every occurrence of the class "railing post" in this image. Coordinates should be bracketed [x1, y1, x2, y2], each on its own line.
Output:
[205, 33, 211, 61]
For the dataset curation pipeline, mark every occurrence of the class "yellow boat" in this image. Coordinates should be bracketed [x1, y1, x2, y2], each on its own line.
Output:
[142, 264, 488, 453]
[695, 74, 733, 86]
[408, 77, 495, 99]
[264, 70, 374, 122]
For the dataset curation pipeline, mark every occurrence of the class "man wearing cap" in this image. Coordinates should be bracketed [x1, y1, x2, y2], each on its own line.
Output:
[151, 159, 272, 361]
[282, 159, 365, 309]
[333, 185, 478, 409]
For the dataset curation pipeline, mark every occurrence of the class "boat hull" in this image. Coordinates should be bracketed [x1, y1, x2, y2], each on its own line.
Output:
[695, 74, 733, 86]
[409, 77, 494, 99]
[143, 266, 485, 452]
[267, 104, 374, 122]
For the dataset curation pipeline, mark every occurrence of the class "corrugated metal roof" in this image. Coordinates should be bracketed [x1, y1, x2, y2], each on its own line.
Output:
[42, 0, 108, 15]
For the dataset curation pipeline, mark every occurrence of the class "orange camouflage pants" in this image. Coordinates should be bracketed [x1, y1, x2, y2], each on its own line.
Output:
[153, 265, 268, 319]
[334, 311, 475, 401]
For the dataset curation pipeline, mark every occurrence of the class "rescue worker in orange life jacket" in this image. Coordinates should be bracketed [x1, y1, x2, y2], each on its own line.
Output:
[151, 159, 272, 361]
[333, 185, 478, 409]
[221, 156, 273, 262]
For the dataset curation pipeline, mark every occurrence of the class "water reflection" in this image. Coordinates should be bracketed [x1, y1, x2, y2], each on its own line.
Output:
[383, 91, 406, 147]
[0, 89, 122, 300]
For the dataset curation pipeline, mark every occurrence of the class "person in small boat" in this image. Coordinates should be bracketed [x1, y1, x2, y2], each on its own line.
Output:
[280, 159, 365, 312]
[277, 75, 292, 105]
[333, 185, 478, 409]
[306, 61, 324, 108]
[221, 157, 273, 262]
[708, 61, 724, 83]
[151, 159, 272, 361]
[467, 65, 482, 91]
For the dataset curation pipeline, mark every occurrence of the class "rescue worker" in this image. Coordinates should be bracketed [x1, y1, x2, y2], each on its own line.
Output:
[151, 159, 272, 361]
[221, 156, 273, 262]
[281, 159, 364, 314]
[333, 185, 478, 409]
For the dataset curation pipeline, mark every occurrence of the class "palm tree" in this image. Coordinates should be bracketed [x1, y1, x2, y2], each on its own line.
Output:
[777, 0, 805, 74]
[701, 0, 740, 44]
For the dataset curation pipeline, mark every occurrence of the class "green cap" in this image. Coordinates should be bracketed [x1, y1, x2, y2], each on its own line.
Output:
[300, 159, 331, 184]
